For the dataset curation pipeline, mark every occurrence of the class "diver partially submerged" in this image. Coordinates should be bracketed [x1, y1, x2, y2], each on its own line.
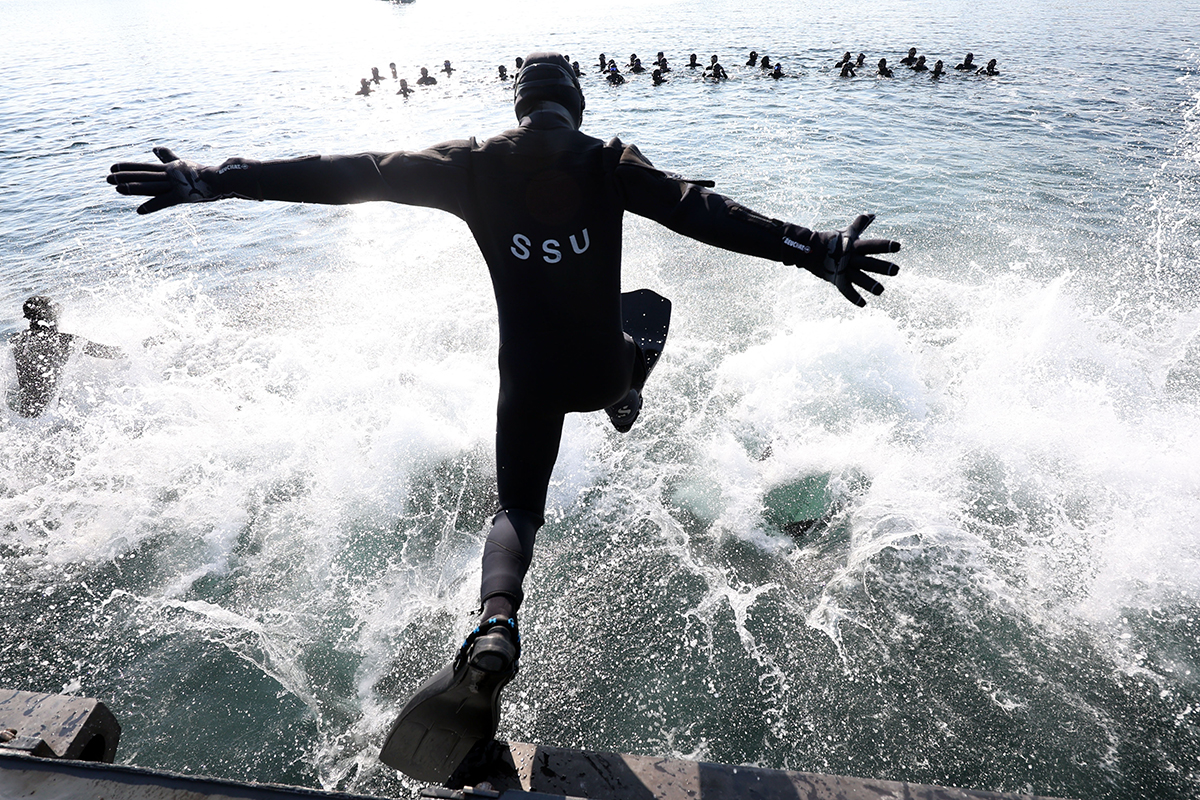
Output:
[107, 51, 901, 784]
[7, 296, 123, 418]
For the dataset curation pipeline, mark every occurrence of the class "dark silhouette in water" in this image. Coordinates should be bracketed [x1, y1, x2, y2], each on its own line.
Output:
[977, 58, 999, 76]
[8, 296, 122, 418]
[877, 58, 893, 77]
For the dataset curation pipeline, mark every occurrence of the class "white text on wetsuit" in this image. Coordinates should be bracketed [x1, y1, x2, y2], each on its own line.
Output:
[510, 229, 590, 263]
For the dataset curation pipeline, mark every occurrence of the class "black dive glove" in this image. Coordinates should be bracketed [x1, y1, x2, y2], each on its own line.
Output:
[107, 147, 252, 215]
[781, 214, 901, 307]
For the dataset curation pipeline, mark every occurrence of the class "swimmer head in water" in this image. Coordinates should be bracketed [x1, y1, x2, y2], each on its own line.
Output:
[513, 52, 586, 128]
[24, 295, 61, 329]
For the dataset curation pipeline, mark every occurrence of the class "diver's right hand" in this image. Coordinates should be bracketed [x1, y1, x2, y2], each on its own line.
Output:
[107, 147, 222, 215]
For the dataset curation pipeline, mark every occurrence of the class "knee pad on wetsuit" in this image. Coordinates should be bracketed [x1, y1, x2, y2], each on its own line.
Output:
[480, 508, 543, 609]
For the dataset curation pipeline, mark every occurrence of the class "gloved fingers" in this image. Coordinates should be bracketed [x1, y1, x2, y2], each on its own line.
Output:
[849, 270, 886, 296]
[835, 278, 868, 308]
[853, 255, 900, 276]
[107, 170, 172, 188]
[153, 146, 181, 163]
[136, 195, 177, 215]
[112, 180, 171, 197]
[108, 161, 168, 176]
[851, 237, 901, 255]
[842, 213, 876, 243]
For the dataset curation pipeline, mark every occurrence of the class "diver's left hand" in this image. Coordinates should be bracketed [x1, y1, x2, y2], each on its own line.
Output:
[107, 147, 222, 215]
[792, 214, 902, 307]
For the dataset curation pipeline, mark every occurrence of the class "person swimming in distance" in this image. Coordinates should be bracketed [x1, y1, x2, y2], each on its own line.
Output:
[515, 56, 524, 72]
[839, 61, 856, 78]
[416, 67, 437, 85]
[7, 296, 123, 418]
[706, 58, 728, 80]
[955, 52, 975, 71]
[606, 64, 625, 85]
[442, 60, 455, 76]
[877, 58, 893, 77]
[976, 58, 999, 76]
[930, 59, 944, 78]
[627, 53, 638, 68]
[688, 53, 700, 68]
[835, 51, 852, 67]
[572, 61, 582, 77]
[771, 63, 783, 79]
[498, 65, 509, 80]
[356, 78, 372, 95]
[397, 78, 412, 97]
[855, 53, 866, 68]
[760, 55, 772, 70]
[371, 67, 382, 84]
[656, 52, 670, 71]
[630, 57, 645, 73]
[900, 47, 918, 66]
[910, 54, 928, 72]
[652, 68, 665, 85]
[746, 50, 758, 67]
[390, 62, 398, 79]
[598, 53, 607, 71]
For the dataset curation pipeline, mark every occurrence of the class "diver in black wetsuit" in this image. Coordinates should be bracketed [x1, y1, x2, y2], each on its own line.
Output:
[877, 58, 893, 77]
[931, 60, 945, 79]
[688, 53, 700, 68]
[8, 296, 123, 418]
[955, 52, 975, 71]
[900, 47, 918, 66]
[977, 58, 999, 76]
[107, 51, 901, 780]
[356, 78, 372, 96]
[397, 78, 412, 97]
[390, 62, 398, 79]
[652, 68, 665, 85]
[746, 50, 759, 67]
[911, 55, 928, 72]
[606, 64, 625, 85]
[416, 67, 436, 85]
[371, 67, 382, 85]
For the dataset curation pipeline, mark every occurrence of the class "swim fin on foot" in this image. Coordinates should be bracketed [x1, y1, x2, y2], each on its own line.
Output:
[379, 618, 519, 783]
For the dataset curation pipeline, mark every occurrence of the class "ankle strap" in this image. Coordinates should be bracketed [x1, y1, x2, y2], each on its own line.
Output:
[454, 616, 521, 670]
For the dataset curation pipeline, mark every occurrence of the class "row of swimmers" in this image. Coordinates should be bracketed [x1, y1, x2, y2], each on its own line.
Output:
[836, 49, 999, 78]
[356, 60, 457, 96]
[356, 49, 999, 96]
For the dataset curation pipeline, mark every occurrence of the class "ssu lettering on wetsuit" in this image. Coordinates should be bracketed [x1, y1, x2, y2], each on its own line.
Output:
[510, 229, 591, 262]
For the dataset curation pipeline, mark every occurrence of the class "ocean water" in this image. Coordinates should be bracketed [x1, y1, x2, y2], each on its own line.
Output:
[2, 0, 1199, 797]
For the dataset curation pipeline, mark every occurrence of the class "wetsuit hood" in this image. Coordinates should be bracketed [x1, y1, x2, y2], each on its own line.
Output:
[23, 295, 60, 328]
[513, 52, 585, 128]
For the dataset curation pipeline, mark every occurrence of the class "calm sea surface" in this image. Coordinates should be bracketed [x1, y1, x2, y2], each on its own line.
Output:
[2, 0, 1199, 797]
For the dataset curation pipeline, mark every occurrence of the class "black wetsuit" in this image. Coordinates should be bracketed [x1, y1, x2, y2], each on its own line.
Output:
[8, 329, 120, 417]
[205, 111, 821, 611]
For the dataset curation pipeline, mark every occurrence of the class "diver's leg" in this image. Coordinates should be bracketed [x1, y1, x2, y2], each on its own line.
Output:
[483, 392, 565, 618]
